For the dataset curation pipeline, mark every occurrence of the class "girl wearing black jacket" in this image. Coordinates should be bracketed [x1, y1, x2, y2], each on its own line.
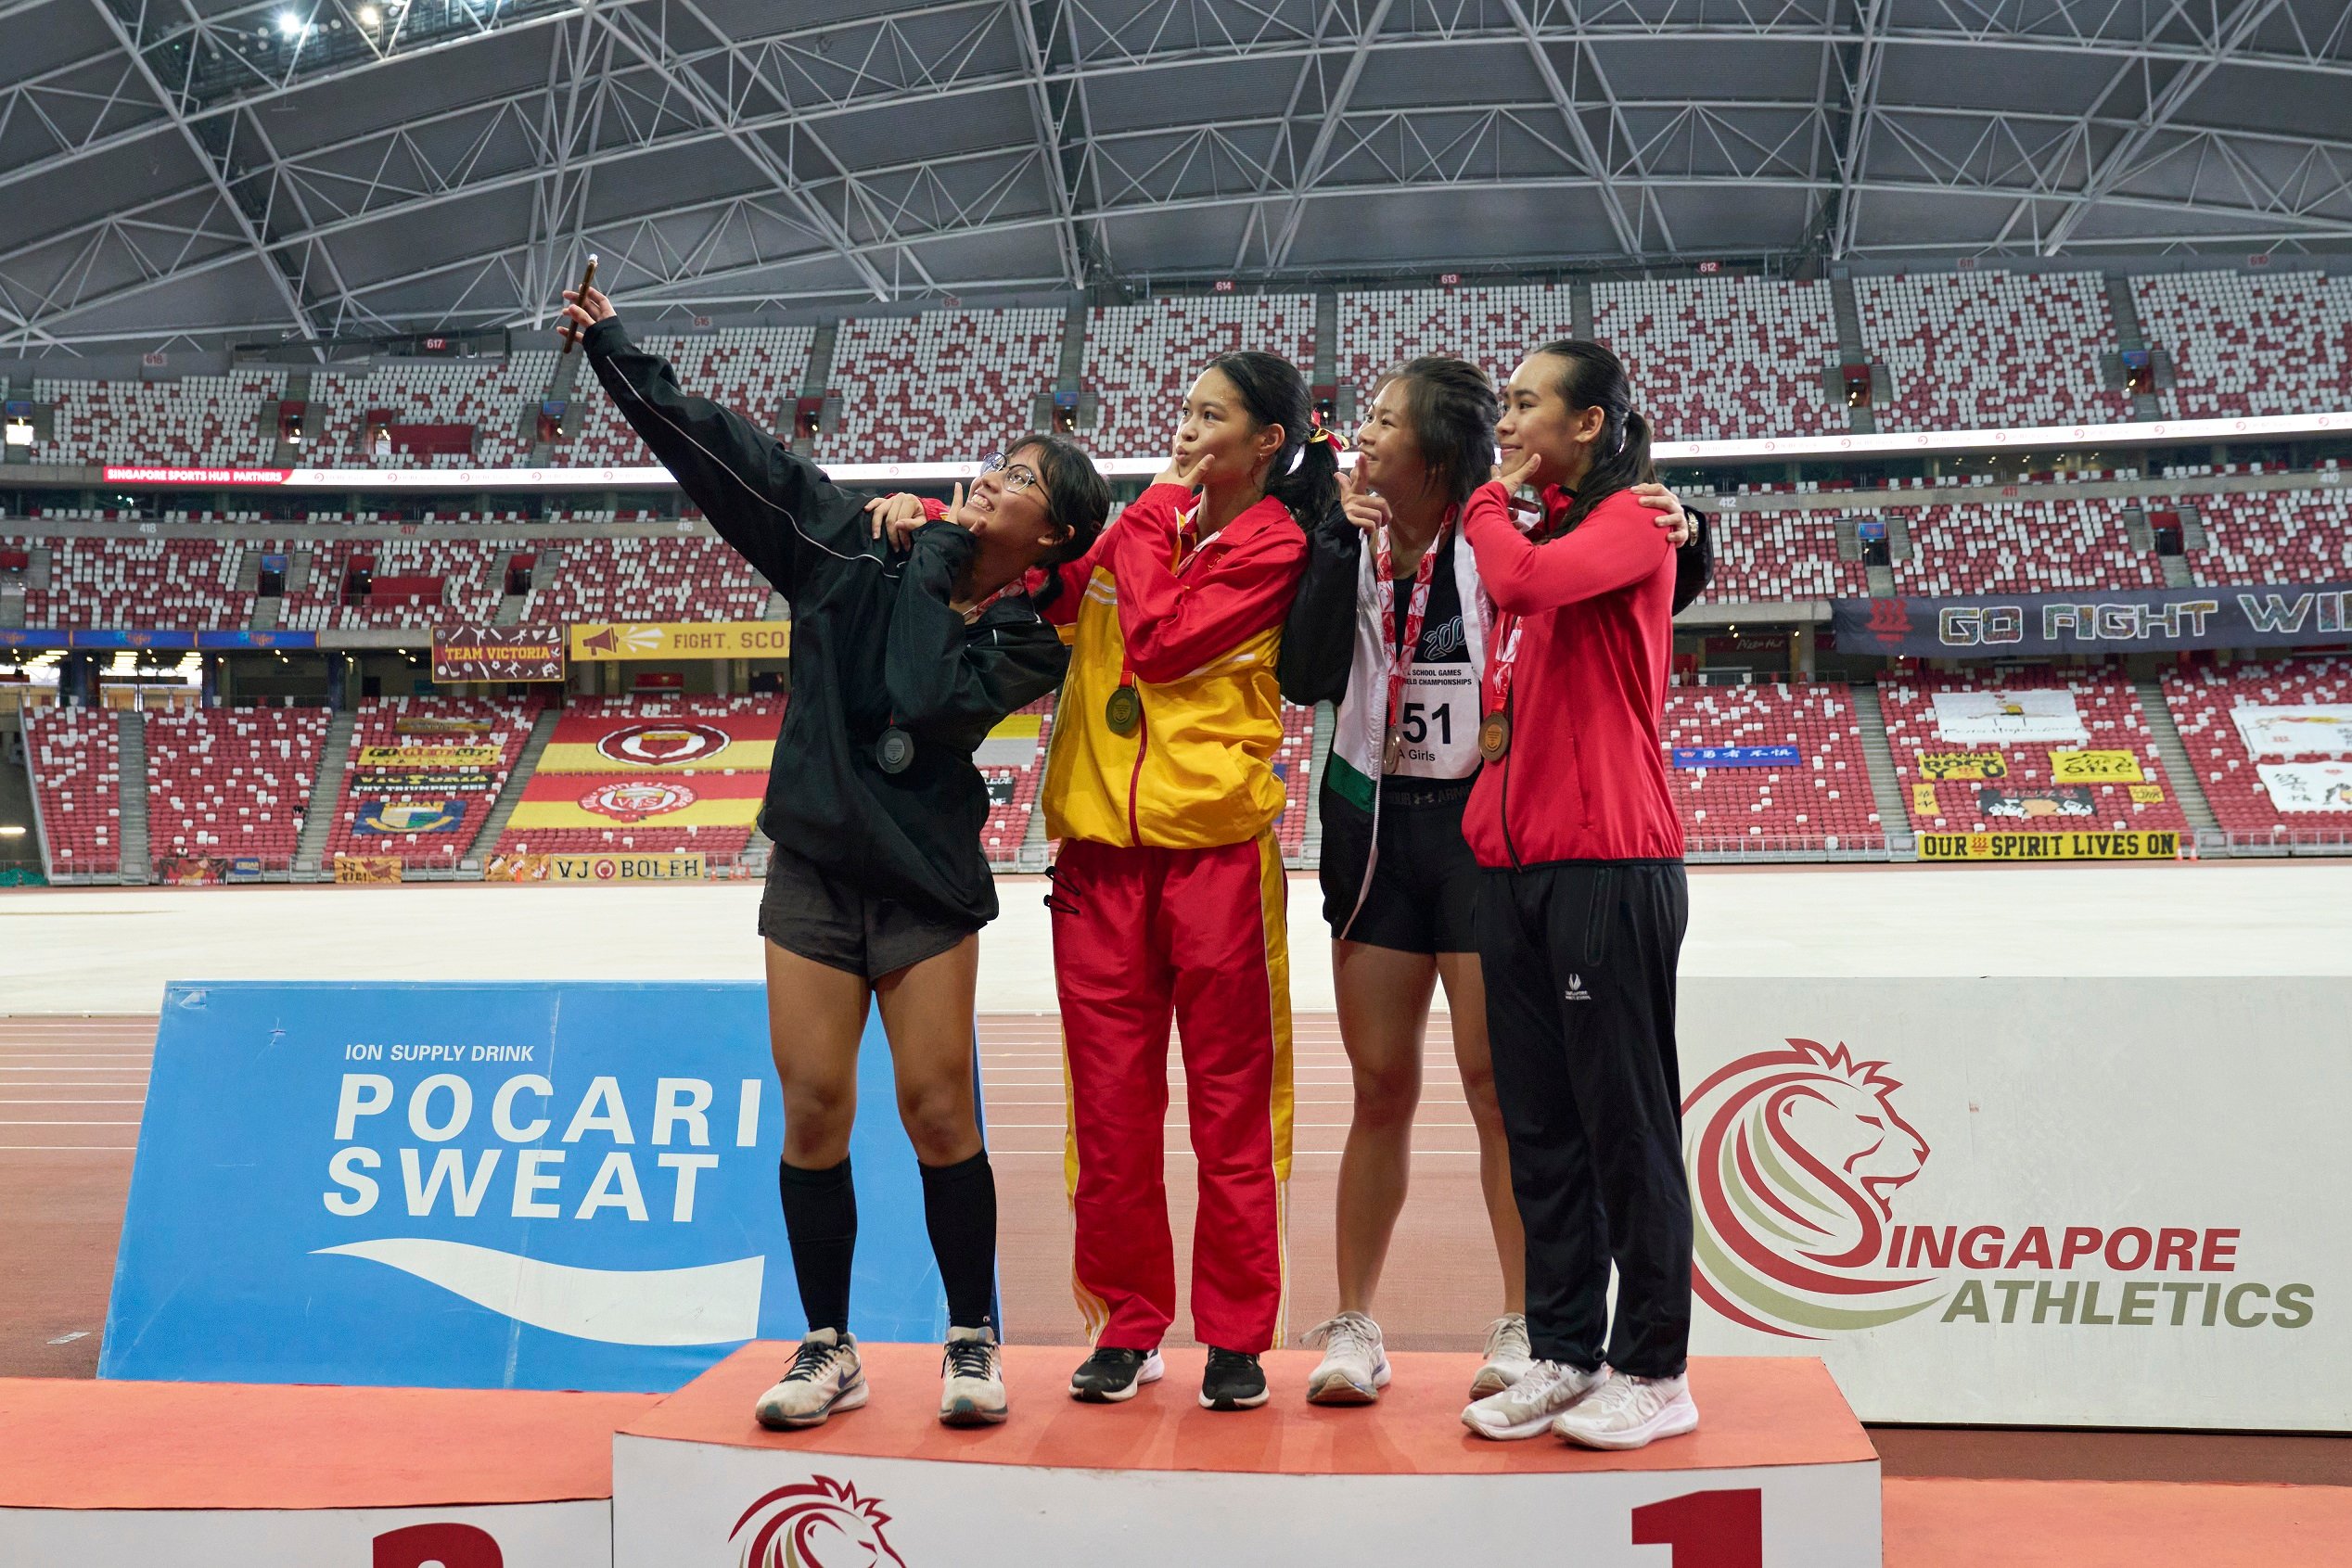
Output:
[1279, 357, 1708, 1409]
[560, 286, 1107, 1433]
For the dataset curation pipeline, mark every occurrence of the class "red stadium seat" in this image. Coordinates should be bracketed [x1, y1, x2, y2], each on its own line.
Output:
[24, 708, 124, 877]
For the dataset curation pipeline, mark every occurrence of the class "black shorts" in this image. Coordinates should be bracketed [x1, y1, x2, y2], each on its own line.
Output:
[1316, 779, 1480, 954]
[757, 843, 977, 980]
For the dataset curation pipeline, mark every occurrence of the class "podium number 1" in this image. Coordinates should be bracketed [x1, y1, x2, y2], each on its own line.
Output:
[1630, 1488, 1762, 1568]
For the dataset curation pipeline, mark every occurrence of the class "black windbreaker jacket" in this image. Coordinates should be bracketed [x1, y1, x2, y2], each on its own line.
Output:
[1277, 500, 1716, 707]
[583, 316, 1068, 928]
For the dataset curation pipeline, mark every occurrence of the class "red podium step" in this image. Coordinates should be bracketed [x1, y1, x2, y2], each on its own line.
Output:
[0, 1378, 651, 1567]
[614, 1345, 1882, 1566]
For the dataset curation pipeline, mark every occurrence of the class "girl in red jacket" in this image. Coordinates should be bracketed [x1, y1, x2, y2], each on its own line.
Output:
[1456, 339, 1696, 1451]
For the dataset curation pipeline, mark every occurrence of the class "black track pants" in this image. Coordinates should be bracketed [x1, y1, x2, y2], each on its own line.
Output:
[1477, 860, 1692, 1378]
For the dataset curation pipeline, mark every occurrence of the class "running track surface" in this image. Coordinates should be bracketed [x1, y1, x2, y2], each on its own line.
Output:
[4, 1014, 2346, 1492]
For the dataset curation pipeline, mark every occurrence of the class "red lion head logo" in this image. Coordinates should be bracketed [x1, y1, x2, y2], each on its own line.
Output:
[733, 1476, 906, 1568]
[1682, 1038, 1943, 1339]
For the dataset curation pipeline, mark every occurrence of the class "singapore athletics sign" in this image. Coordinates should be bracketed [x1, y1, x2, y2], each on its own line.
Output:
[1678, 975, 2346, 1428]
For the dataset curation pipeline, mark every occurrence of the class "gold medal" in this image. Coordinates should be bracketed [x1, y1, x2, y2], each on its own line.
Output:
[1477, 711, 1512, 761]
[1383, 725, 1405, 774]
[1105, 685, 1142, 736]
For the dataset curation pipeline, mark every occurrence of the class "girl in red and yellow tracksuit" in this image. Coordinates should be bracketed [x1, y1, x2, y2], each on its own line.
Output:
[1457, 338, 1698, 1453]
[1037, 351, 1336, 1412]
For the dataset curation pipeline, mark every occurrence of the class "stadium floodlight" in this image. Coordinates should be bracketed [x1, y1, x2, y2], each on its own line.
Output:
[0, 826, 27, 839]
[276, 10, 304, 36]
[357, 5, 380, 26]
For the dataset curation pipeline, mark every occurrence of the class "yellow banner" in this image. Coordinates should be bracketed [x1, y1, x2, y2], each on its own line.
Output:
[1911, 782, 1939, 816]
[1917, 831, 2179, 861]
[483, 852, 707, 883]
[2129, 784, 2167, 804]
[2050, 748, 2146, 783]
[1917, 750, 2007, 781]
[991, 714, 1042, 739]
[569, 622, 792, 661]
[353, 745, 502, 769]
[332, 854, 406, 885]
[537, 737, 775, 774]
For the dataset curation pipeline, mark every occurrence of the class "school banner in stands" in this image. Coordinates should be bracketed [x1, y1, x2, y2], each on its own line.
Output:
[102, 981, 962, 1391]
[1671, 745, 1800, 770]
[1833, 581, 2352, 657]
[432, 625, 565, 683]
[332, 854, 406, 884]
[536, 713, 779, 774]
[1680, 976, 2351, 1427]
[1915, 829, 2180, 860]
[506, 771, 764, 831]
[2231, 703, 2352, 756]
[568, 623, 791, 661]
[355, 798, 469, 835]
[483, 852, 708, 883]
[2259, 761, 2352, 811]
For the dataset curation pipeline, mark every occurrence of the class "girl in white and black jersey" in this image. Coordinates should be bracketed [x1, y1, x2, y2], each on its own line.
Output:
[1277, 355, 1709, 1408]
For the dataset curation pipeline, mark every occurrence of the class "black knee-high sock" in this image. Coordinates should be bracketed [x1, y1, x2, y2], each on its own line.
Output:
[777, 1155, 856, 1335]
[919, 1150, 998, 1332]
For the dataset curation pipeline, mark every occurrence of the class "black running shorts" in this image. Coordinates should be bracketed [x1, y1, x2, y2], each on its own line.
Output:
[758, 843, 977, 980]
[1315, 779, 1481, 955]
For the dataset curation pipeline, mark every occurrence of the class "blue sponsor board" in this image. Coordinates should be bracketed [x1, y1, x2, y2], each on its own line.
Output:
[1672, 745, 1801, 770]
[104, 981, 961, 1392]
[356, 797, 467, 835]
[69, 629, 196, 651]
[0, 628, 69, 650]
[225, 857, 263, 883]
[197, 629, 317, 650]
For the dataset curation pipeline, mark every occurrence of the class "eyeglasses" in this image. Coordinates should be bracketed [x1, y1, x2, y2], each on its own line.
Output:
[979, 452, 1044, 494]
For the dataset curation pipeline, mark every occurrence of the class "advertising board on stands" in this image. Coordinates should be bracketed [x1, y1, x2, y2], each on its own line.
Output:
[569, 623, 791, 661]
[1915, 830, 2179, 860]
[1835, 582, 2352, 657]
[432, 625, 566, 683]
[102, 982, 958, 1392]
[484, 853, 707, 883]
[1681, 975, 2349, 1428]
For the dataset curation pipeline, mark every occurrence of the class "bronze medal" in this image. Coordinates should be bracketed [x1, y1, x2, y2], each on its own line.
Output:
[1477, 711, 1512, 761]
[1105, 685, 1142, 736]
[876, 726, 915, 774]
[1383, 724, 1405, 774]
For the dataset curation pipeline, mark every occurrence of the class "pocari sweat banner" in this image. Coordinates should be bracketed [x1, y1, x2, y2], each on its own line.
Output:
[102, 981, 956, 1391]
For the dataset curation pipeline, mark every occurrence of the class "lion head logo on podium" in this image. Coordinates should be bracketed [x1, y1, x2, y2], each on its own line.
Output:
[733, 1475, 906, 1568]
[1683, 1038, 1947, 1338]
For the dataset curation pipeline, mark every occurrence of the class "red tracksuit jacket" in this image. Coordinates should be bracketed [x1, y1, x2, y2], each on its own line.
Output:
[1461, 478, 1684, 867]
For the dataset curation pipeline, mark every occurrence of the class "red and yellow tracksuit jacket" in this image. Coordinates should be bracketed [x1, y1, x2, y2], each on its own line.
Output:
[1038, 481, 1308, 1354]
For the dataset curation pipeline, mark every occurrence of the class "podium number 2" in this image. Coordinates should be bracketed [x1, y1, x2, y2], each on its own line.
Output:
[1630, 1488, 1762, 1568]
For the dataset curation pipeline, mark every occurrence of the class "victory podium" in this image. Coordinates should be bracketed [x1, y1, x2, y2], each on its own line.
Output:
[614, 1345, 1882, 1567]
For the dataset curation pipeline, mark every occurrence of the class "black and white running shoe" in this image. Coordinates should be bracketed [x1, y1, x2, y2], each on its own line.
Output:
[1067, 1345, 1164, 1403]
[1199, 1347, 1270, 1411]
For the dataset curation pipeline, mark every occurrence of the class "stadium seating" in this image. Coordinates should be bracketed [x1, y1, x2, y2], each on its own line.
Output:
[560, 327, 815, 465]
[2182, 489, 2352, 582]
[24, 708, 123, 876]
[2131, 269, 2352, 417]
[316, 351, 557, 467]
[1878, 669, 2192, 839]
[1591, 276, 1845, 440]
[1895, 496, 2167, 594]
[1274, 704, 1316, 860]
[278, 537, 505, 631]
[979, 695, 1055, 865]
[143, 706, 330, 870]
[11, 537, 258, 630]
[320, 696, 541, 868]
[817, 308, 1065, 464]
[491, 694, 782, 867]
[516, 535, 773, 624]
[2161, 657, 2352, 845]
[1853, 272, 2130, 431]
[1663, 682, 1883, 853]
[1083, 295, 1317, 457]
[1337, 284, 1575, 413]
[1706, 508, 1870, 600]
[30, 373, 285, 467]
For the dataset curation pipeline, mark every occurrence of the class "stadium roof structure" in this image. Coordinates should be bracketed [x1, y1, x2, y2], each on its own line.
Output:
[3, 0, 2349, 354]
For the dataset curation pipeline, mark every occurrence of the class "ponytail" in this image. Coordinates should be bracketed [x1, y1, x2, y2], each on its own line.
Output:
[1204, 350, 1339, 529]
[1531, 338, 1655, 535]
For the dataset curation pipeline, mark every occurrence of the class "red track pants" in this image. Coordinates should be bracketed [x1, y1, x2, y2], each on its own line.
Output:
[1051, 834, 1294, 1354]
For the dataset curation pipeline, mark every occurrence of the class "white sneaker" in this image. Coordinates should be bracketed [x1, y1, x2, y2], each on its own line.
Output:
[1471, 1313, 1532, 1398]
[939, 1324, 1008, 1427]
[754, 1328, 867, 1431]
[1552, 1370, 1699, 1450]
[1461, 1358, 1608, 1440]
[1302, 1311, 1390, 1406]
